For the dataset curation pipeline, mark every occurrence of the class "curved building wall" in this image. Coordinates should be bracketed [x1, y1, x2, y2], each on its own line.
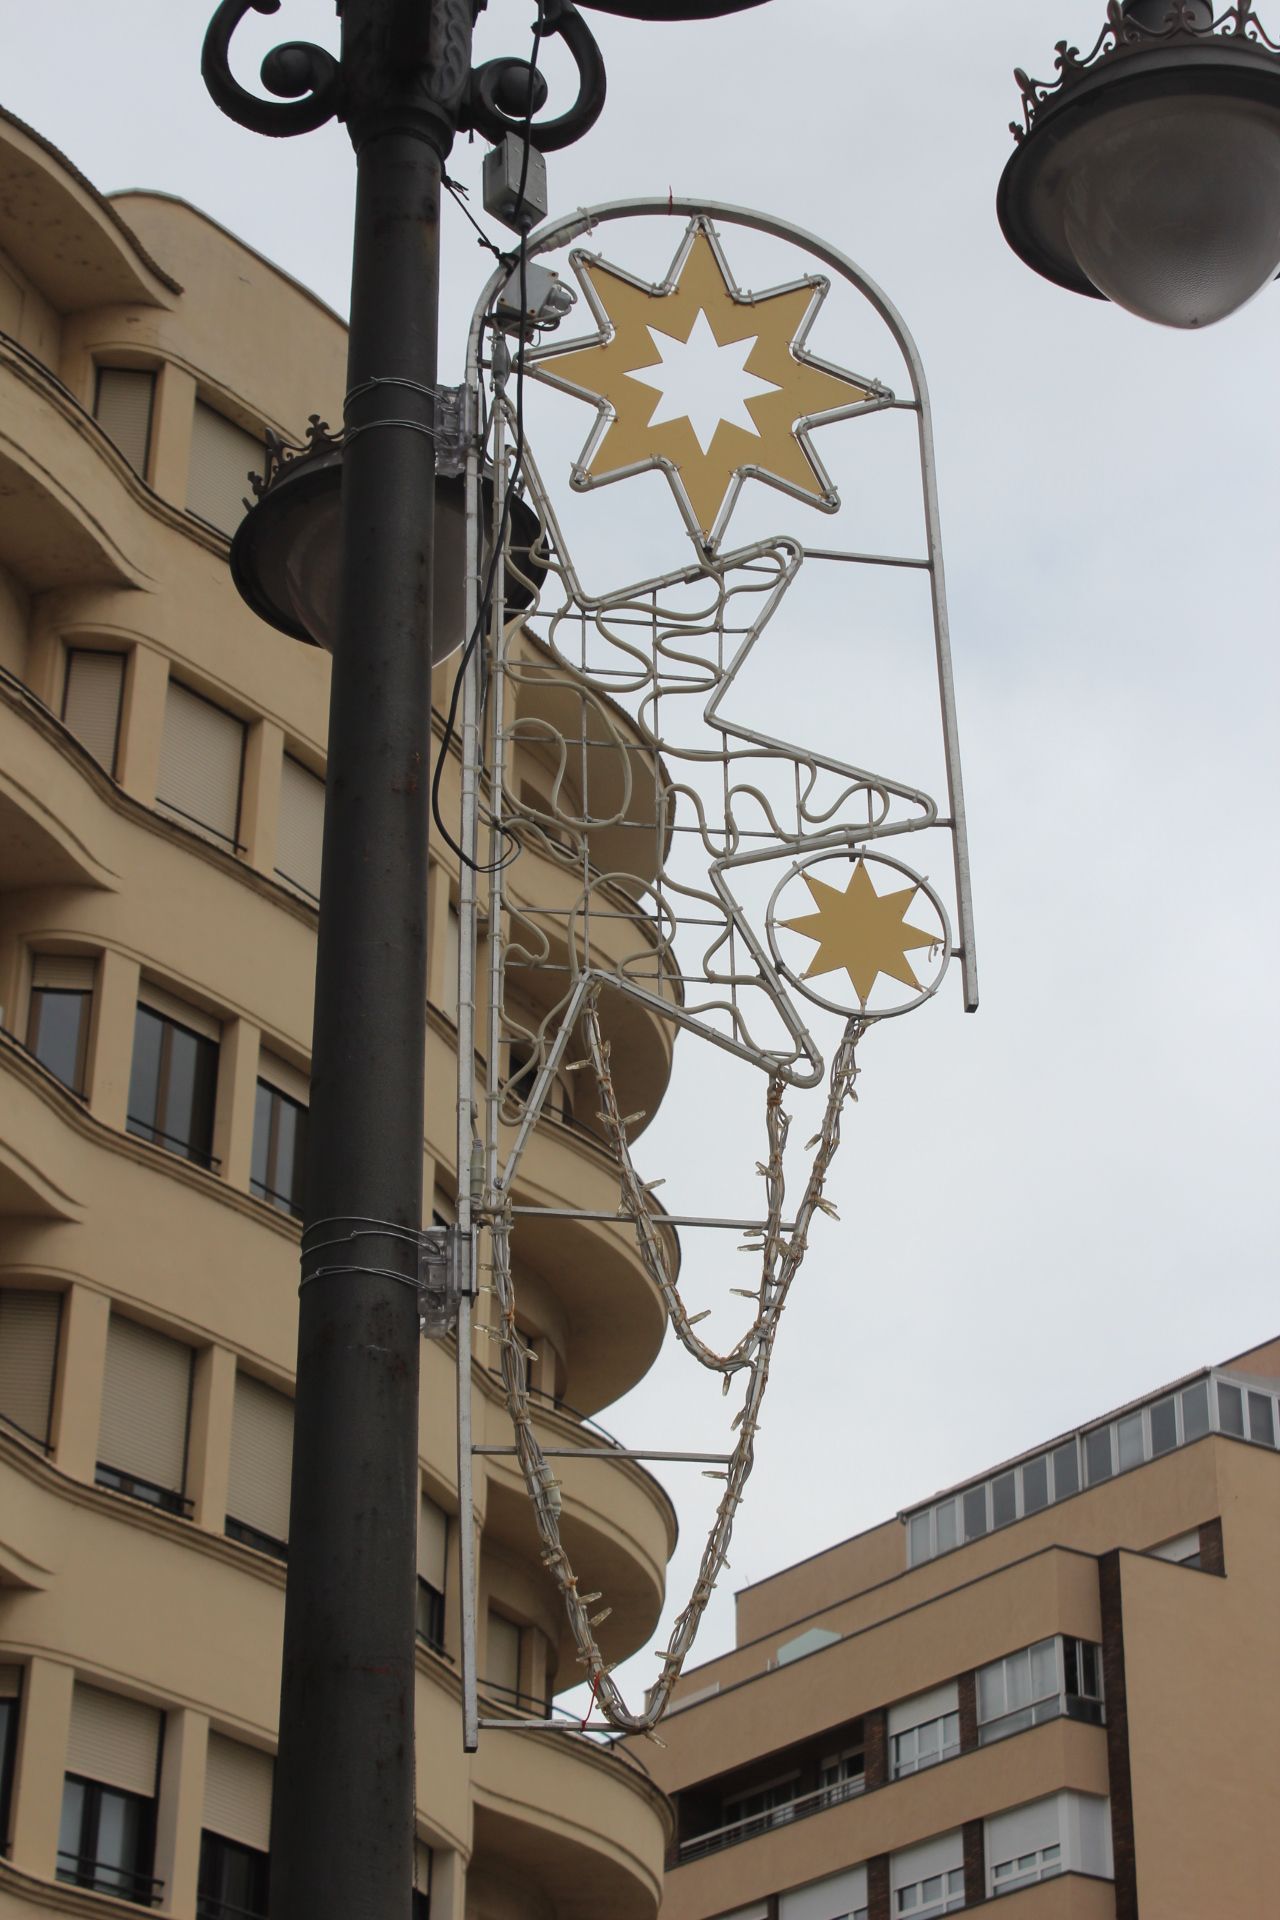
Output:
[0, 107, 673, 1920]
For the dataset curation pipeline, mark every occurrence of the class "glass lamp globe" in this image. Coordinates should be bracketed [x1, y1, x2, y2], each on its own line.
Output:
[998, 13, 1280, 328]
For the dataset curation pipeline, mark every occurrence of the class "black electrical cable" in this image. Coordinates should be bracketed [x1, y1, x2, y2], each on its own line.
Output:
[431, 2, 547, 876]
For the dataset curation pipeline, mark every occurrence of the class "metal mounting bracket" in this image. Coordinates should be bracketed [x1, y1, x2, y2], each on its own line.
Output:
[434, 384, 478, 478]
[419, 1225, 470, 1338]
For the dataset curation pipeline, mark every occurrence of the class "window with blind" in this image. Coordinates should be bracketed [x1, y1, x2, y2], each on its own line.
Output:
[779, 1863, 868, 1920]
[187, 401, 263, 539]
[198, 1734, 272, 1920]
[95, 1315, 192, 1514]
[0, 1665, 21, 1847]
[157, 680, 245, 848]
[891, 1832, 965, 1918]
[226, 1372, 293, 1559]
[276, 755, 324, 899]
[417, 1495, 448, 1651]
[62, 649, 126, 776]
[127, 994, 219, 1168]
[58, 1684, 161, 1906]
[27, 954, 95, 1095]
[94, 368, 155, 477]
[484, 1610, 522, 1706]
[0, 1287, 61, 1446]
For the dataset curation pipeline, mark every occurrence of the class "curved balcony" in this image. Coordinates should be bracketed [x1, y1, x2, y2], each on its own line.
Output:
[470, 1733, 669, 1920]
[0, 672, 119, 891]
[476, 1374, 676, 1673]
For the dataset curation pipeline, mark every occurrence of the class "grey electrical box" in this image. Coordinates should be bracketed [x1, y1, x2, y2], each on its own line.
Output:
[483, 134, 548, 234]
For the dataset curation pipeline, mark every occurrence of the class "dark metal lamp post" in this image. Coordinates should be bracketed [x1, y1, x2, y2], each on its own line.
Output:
[200, 3, 771, 1919]
[1000, 0, 1280, 327]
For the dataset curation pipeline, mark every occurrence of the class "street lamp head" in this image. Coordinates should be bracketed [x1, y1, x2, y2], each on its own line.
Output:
[230, 425, 545, 656]
[999, 0, 1280, 328]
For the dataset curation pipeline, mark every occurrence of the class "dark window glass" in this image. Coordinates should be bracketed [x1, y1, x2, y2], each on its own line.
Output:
[962, 1485, 988, 1540]
[251, 1081, 308, 1217]
[1051, 1441, 1079, 1499]
[936, 1500, 957, 1552]
[1181, 1380, 1210, 1441]
[1218, 1382, 1245, 1437]
[1021, 1454, 1049, 1514]
[0, 1689, 19, 1847]
[1063, 1638, 1079, 1695]
[1079, 1641, 1101, 1699]
[1150, 1396, 1178, 1454]
[58, 1775, 157, 1906]
[416, 1578, 445, 1652]
[1247, 1391, 1276, 1447]
[1084, 1426, 1113, 1485]
[27, 988, 91, 1094]
[413, 1895, 431, 1920]
[127, 1006, 218, 1166]
[198, 1830, 269, 1919]
[991, 1471, 1017, 1528]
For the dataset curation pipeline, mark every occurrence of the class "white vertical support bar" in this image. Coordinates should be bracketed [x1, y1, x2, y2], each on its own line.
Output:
[456, 367, 485, 1756]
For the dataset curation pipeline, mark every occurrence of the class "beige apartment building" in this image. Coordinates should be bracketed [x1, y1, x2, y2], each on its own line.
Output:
[645, 1334, 1280, 1920]
[0, 105, 676, 1919]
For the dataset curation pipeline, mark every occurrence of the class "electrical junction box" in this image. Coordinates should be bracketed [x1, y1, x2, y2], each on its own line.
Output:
[483, 134, 548, 233]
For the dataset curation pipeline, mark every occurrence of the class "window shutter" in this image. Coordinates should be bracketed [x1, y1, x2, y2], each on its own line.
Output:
[276, 756, 325, 898]
[157, 681, 245, 847]
[187, 401, 263, 538]
[203, 1733, 273, 1851]
[986, 1796, 1061, 1864]
[0, 1289, 60, 1444]
[418, 1495, 448, 1590]
[780, 1865, 868, 1920]
[485, 1612, 521, 1696]
[888, 1680, 959, 1735]
[228, 1373, 294, 1544]
[67, 1684, 161, 1795]
[891, 1832, 963, 1893]
[98, 1316, 191, 1492]
[32, 955, 96, 992]
[62, 651, 125, 775]
[442, 902, 460, 1014]
[94, 369, 154, 475]
[137, 980, 221, 1044]
[414, 1842, 432, 1897]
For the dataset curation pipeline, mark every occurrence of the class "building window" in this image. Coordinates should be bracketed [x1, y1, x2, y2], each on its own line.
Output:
[991, 1843, 1060, 1894]
[199, 1733, 272, 1919]
[818, 1731, 866, 1807]
[94, 368, 155, 477]
[127, 995, 219, 1167]
[894, 1869, 964, 1915]
[59, 1685, 161, 1907]
[226, 1372, 293, 1559]
[62, 649, 125, 775]
[96, 1315, 192, 1515]
[413, 1841, 432, 1919]
[417, 1494, 448, 1652]
[251, 1060, 308, 1217]
[0, 1288, 61, 1447]
[157, 680, 246, 849]
[892, 1711, 960, 1779]
[276, 755, 324, 900]
[187, 400, 264, 540]
[779, 1864, 867, 1920]
[484, 1610, 523, 1707]
[977, 1636, 1102, 1746]
[723, 1777, 802, 1836]
[0, 1665, 21, 1847]
[26, 955, 95, 1095]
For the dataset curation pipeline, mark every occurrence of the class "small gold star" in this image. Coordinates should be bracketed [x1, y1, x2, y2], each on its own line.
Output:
[782, 860, 937, 1004]
[527, 218, 889, 548]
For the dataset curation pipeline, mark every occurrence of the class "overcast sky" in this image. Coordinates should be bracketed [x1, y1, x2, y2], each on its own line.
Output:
[9, 0, 1278, 1709]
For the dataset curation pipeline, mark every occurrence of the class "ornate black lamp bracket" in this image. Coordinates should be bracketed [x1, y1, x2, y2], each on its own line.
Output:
[202, 0, 606, 153]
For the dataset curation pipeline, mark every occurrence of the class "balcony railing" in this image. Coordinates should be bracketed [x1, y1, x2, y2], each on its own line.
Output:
[57, 1852, 163, 1906]
[678, 1771, 866, 1862]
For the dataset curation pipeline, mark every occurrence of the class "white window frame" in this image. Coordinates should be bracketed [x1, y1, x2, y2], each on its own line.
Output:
[991, 1843, 1061, 1895]
[977, 1636, 1102, 1745]
[893, 1867, 964, 1916]
[891, 1711, 960, 1779]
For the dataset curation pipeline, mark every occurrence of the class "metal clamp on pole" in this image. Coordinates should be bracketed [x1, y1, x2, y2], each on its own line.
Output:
[419, 1224, 470, 1338]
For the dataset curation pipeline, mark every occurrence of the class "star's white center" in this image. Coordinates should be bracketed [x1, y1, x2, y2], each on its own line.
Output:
[625, 310, 780, 455]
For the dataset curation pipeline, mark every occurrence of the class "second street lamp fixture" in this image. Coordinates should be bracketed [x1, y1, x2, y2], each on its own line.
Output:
[1000, 0, 1280, 327]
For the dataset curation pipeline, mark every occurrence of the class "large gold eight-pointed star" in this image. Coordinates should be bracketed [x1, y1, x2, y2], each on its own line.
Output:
[781, 860, 937, 1005]
[527, 218, 889, 548]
